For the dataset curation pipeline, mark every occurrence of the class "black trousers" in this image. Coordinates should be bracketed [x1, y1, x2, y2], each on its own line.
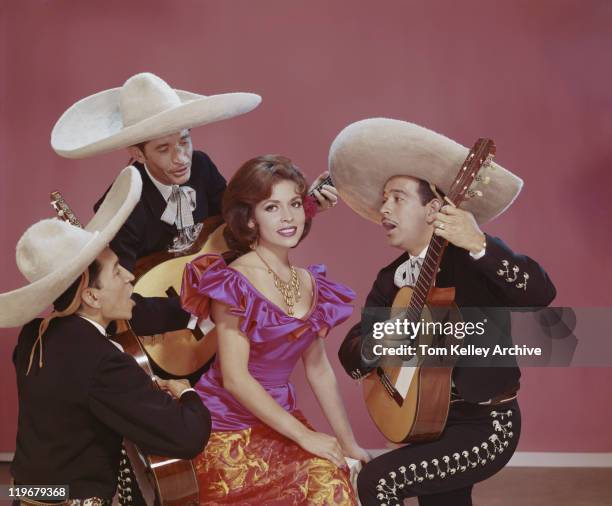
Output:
[358, 400, 521, 506]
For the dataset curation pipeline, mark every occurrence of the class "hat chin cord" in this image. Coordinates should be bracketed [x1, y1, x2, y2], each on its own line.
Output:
[26, 270, 90, 375]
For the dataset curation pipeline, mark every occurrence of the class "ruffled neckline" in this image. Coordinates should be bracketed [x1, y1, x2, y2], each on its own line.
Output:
[181, 254, 355, 343]
[224, 265, 319, 322]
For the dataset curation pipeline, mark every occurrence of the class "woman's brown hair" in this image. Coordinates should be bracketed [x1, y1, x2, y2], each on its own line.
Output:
[222, 155, 312, 255]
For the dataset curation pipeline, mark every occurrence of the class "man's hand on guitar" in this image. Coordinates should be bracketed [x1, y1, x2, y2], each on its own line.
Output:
[432, 205, 486, 255]
[309, 171, 339, 211]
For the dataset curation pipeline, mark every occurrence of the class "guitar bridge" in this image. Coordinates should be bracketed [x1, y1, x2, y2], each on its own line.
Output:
[376, 367, 404, 407]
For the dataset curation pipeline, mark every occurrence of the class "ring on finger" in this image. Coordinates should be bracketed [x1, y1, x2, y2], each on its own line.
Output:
[436, 222, 445, 230]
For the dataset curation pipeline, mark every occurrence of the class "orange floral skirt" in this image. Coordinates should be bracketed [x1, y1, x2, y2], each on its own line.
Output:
[193, 411, 357, 505]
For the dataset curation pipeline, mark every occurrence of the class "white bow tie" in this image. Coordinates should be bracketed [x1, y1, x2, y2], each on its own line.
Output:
[394, 256, 424, 288]
[160, 185, 196, 230]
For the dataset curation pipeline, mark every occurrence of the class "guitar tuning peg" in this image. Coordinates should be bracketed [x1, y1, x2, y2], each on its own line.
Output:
[467, 189, 483, 198]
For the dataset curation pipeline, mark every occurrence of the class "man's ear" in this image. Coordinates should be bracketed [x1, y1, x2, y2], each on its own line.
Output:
[427, 199, 444, 214]
[80, 287, 101, 310]
[127, 146, 145, 164]
[425, 198, 442, 223]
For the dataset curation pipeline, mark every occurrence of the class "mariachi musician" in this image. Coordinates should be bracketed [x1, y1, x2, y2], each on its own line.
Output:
[2, 167, 210, 505]
[51, 72, 340, 383]
[330, 118, 556, 506]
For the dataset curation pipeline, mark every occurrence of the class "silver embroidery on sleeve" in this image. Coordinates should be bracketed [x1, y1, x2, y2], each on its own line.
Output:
[351, 368, 364, 380]
[375, 410, 514, 506]
[497, 260, 529, 291]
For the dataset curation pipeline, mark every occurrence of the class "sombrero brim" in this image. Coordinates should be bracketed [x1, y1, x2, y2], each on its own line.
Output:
[329, 118, 523, 225]
[0, 166, 142, 327]
[51, 89, 262, 159]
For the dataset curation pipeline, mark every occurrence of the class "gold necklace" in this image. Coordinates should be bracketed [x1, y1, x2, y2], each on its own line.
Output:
[254, 249, 301, 316]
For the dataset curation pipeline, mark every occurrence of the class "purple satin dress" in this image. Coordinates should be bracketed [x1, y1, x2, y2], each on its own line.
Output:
[182, 254, 355, 431]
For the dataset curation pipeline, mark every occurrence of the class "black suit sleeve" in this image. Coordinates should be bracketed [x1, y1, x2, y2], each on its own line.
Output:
[203, 154, 227, 216]
[338, 269, 393, 379]
[471, 234, 557, 306]
[88, 350, 211, 459]
[129, 294, 191, 336]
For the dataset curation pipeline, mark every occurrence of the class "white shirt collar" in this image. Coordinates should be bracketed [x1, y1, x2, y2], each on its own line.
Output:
[77, 314, 125, 352]
[144, 163, 173, 202]
[393, 246, 429, 288]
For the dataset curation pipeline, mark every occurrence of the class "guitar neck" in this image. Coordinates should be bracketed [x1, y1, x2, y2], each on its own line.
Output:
[50, 191, 83, 228]
[403, 138, 496, 320]
[404, 235, 448, 320]
[308, 174, 333, 196]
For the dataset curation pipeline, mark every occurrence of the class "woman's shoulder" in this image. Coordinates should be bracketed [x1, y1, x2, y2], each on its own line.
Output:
[228, 251, 262, 276]
[227, 253, 272, 289]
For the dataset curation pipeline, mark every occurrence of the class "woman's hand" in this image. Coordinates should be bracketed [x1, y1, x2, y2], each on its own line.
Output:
[297, 429, 347, 468]
[342, 443, 372, 464]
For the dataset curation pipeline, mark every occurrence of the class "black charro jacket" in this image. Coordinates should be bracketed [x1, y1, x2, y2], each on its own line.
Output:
[338, 234, 557, 402]
[95, 150, 227, 273]
[11, 297, 210, 500]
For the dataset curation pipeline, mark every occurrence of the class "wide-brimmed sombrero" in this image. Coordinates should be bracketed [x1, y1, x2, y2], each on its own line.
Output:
[329, 118, 523, 224]
[51, 72, 262, 159]
[0, 166, 142, 327]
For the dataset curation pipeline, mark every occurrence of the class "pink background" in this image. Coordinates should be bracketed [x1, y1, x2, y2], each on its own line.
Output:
[1, 1, 611, 454]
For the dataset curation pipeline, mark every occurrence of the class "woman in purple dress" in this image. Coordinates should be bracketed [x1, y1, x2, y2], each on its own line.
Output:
[181, 155, 369, 505]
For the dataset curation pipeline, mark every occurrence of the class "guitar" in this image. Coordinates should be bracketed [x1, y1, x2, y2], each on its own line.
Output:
[127, 174, 335, 378]
[50, 192, 200, 506]
[362, 139, 495, 444]
[126, 215, 226, 379]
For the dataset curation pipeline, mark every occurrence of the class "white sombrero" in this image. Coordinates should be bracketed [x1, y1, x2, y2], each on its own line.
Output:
[51, 72, 262, 159]
[0, 166, 142, 327]
[329, 118, 523, 224]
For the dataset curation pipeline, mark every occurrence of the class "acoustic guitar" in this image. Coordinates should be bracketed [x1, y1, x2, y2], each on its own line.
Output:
[50, 192, 200, 505]
[362, 139, 495, 444]
[127, 214, 226, 379]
